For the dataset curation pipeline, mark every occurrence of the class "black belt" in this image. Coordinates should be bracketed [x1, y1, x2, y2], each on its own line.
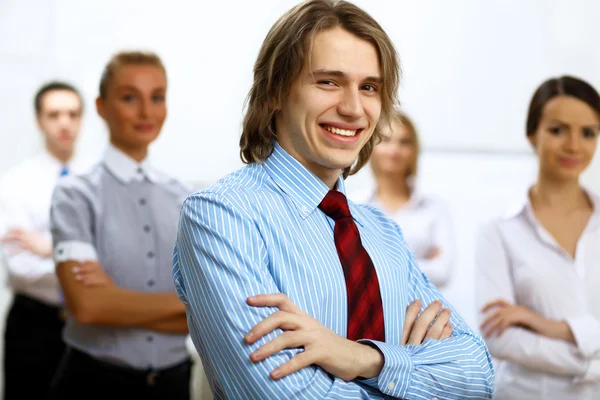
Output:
[65, 347, 191, 387]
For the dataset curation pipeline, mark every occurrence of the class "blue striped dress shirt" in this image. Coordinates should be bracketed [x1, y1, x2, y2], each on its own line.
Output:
[173, 142, 494, 399]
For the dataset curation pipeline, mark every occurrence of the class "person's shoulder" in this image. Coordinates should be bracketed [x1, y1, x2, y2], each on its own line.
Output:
[184, 164, 268, 212]
[150, 169, 195, 200]
[352, 201, 394, 228]
[54, 164, 104, 200]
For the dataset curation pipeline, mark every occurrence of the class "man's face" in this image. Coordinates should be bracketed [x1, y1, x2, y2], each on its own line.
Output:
[275, 27, 382, 187]
[37, 90, 83, 156]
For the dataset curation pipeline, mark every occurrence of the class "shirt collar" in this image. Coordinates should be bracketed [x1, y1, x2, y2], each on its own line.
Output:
[39, 150, 72, 176]
[262, 142, 365, 226]
[102, 143, 162, 184]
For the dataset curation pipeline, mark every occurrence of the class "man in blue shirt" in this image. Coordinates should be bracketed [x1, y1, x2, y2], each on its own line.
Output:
[173, 1, 494, 398]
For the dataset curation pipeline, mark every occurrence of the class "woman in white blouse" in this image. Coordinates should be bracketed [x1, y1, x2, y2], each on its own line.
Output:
[476, 75, 600, 399]
[353, 111, 454, 289]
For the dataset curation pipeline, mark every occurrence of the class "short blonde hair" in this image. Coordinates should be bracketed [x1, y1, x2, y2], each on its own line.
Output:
[373, 109, 420, 178]
[99, 51, 166, 98]
[240, 0, 400, 178]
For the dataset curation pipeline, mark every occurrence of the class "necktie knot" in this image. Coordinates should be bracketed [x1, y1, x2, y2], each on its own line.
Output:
[59, 166, 69, 177]
[318, 190, 352, 221]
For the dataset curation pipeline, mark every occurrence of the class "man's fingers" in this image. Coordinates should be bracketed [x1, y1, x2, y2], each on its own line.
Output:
[250, 331, 309, 362]
[425, 308, 451, 340]
[270, 349, 316, 380]
[441, 323, 452, 339]
[245, 311, 301, 344]
[402, 299, 421, 345]
[247, 294, 304, 314]
[407, 300, 443, 345]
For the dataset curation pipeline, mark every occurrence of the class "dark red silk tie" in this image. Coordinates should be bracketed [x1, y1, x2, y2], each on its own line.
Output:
[319, 190, 385, 342]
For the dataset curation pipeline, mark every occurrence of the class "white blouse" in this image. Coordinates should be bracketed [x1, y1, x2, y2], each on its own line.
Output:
[352, 187, 455, 289]
[476, 188, 600, 400]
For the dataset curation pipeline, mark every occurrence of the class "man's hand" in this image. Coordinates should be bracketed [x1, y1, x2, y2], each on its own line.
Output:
[245, 293, 384, 381]
[402, 299, 452, 345]
[71, 261, 114, 287]
[1, 227, 52, 257]
[481, 299, 575, 342]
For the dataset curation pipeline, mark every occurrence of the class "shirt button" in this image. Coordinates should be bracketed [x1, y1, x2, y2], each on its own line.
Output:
[147, 251, 154, 259]
[146, 335, 154, 342]
[144, 225, 151, 233]
[387, 381, 395, 391]
[139, 198, 147, 206]
[137, 167, 143, 174]
[58, 248, 64, 255]
[147, 279, 155, 287]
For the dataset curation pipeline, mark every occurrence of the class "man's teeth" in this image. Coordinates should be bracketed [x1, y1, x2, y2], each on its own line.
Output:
[323, 125, 357, 137]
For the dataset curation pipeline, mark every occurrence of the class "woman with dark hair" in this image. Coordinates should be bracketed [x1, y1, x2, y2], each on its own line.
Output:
[476, 75, 600, 399]
[353, 111, 455, 289]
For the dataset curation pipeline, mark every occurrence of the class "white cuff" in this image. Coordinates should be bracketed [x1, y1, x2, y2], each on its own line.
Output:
[566, 315, 600, 358]
[574, 359, 600, 384]
[53, 241, 98, 263]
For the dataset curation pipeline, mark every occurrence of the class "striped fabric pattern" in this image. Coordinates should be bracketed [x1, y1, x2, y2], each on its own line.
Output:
[173, 142, 494, 399]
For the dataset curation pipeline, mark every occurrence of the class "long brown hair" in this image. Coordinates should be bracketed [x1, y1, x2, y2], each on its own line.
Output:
[240, 0, 400, 178]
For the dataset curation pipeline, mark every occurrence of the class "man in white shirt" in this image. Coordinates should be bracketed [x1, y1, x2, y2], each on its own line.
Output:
[0, 81, 87, 400]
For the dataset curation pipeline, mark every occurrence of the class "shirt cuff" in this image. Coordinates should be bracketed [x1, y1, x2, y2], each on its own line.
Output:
[573, 358, 600, 384]
[358, 340, 414, 398]
[53, 240, 98, 263]
[566, 315, 600, 358]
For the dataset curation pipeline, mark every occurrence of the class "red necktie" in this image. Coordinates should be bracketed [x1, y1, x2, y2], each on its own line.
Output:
[319, 190, 385, 342]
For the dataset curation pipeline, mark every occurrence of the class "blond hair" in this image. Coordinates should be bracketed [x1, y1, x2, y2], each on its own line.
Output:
[99, 51, 166, 98]
[240, 0, 400, 178]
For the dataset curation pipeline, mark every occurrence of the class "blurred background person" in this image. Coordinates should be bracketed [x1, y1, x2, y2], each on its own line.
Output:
[353, 110, 455, 289]
[477, 76, 600, 399]
[48, 51, 191, 399]
[0, 81, 86, 400]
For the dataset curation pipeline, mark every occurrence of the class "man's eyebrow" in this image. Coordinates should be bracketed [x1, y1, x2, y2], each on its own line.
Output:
[311, 69, 383, 84]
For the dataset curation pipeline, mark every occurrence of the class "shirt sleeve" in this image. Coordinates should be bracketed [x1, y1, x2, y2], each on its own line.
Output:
[475, 221, 593, 378]
[566, 314, 600, 358]
[414, 200, 455, 287]
[173, 192, 389, 400]
[0, 181, 56, 285]
[359, 227, 495, 400]
[50, 180, 98, 263]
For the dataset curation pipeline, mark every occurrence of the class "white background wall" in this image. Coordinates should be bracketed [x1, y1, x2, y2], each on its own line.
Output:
[1, 1, 600, 398]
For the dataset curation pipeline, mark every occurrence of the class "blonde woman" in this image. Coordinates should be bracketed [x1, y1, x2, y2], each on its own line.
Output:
[354, 111, 455, 289]
[49, 51, 191, 399]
